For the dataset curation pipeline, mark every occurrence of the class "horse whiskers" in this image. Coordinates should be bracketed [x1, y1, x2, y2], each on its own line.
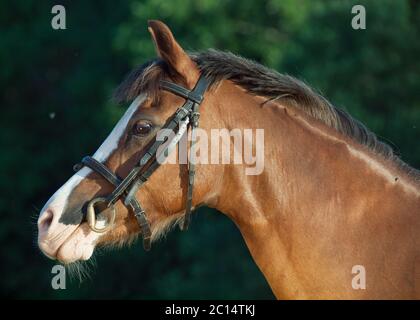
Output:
[65, 257, 96, 283]
[30, 207, 41, 225]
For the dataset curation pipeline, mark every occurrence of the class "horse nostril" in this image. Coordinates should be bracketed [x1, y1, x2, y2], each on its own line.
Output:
[38, 209, 54, 234]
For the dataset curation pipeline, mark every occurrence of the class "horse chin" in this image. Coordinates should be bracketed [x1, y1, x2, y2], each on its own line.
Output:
[55, 223, 102, 264]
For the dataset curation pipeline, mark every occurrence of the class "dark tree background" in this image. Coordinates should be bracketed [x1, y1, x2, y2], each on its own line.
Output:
[1, 0, 418, 299]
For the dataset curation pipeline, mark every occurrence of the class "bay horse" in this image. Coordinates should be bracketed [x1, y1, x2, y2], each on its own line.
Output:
[38, 20, 420, 299]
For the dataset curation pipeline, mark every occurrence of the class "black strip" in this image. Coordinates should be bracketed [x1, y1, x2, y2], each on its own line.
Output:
[82, 156, 121, 186]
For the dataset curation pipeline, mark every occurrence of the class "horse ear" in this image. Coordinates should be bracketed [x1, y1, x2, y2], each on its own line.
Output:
[148, 20, 199, 88]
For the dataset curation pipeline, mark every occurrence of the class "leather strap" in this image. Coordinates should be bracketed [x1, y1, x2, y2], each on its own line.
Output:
[161, 76, 208, 230]
[160, 81, 204, 104]
[181, 102, 200, 230]
[106, 167, 140, 205]
[80, 156, 152, 251]
[81, 156, 122, 186]
[126, 197, 151, 251]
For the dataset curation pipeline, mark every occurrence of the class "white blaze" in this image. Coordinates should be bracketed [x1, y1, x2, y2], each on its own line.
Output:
[40, 95, 145, 218]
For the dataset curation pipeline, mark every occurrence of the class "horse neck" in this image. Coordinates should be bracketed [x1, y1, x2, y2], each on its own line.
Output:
[209, 82, 420, 299]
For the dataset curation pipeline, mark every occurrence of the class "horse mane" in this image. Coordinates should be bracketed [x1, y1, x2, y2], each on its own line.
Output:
[113, 49, 419, 180]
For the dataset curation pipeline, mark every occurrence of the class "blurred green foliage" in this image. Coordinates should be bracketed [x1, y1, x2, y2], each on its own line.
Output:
[0, 0, 418, 299]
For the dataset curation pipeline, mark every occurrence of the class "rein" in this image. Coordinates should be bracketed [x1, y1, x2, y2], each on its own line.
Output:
[73, 75, 209, 251]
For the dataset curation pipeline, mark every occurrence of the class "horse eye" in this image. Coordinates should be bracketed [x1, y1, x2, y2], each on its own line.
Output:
[133, 121, 152, 136]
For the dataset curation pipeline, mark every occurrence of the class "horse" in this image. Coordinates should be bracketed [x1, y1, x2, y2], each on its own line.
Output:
[37, 20, 420, 299]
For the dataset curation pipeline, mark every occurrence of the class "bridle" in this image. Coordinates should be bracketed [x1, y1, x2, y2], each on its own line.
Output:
[73, 74, 209, 251]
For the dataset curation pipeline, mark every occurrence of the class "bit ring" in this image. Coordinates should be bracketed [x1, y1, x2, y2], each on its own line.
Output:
[86, 197, 116, 233]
